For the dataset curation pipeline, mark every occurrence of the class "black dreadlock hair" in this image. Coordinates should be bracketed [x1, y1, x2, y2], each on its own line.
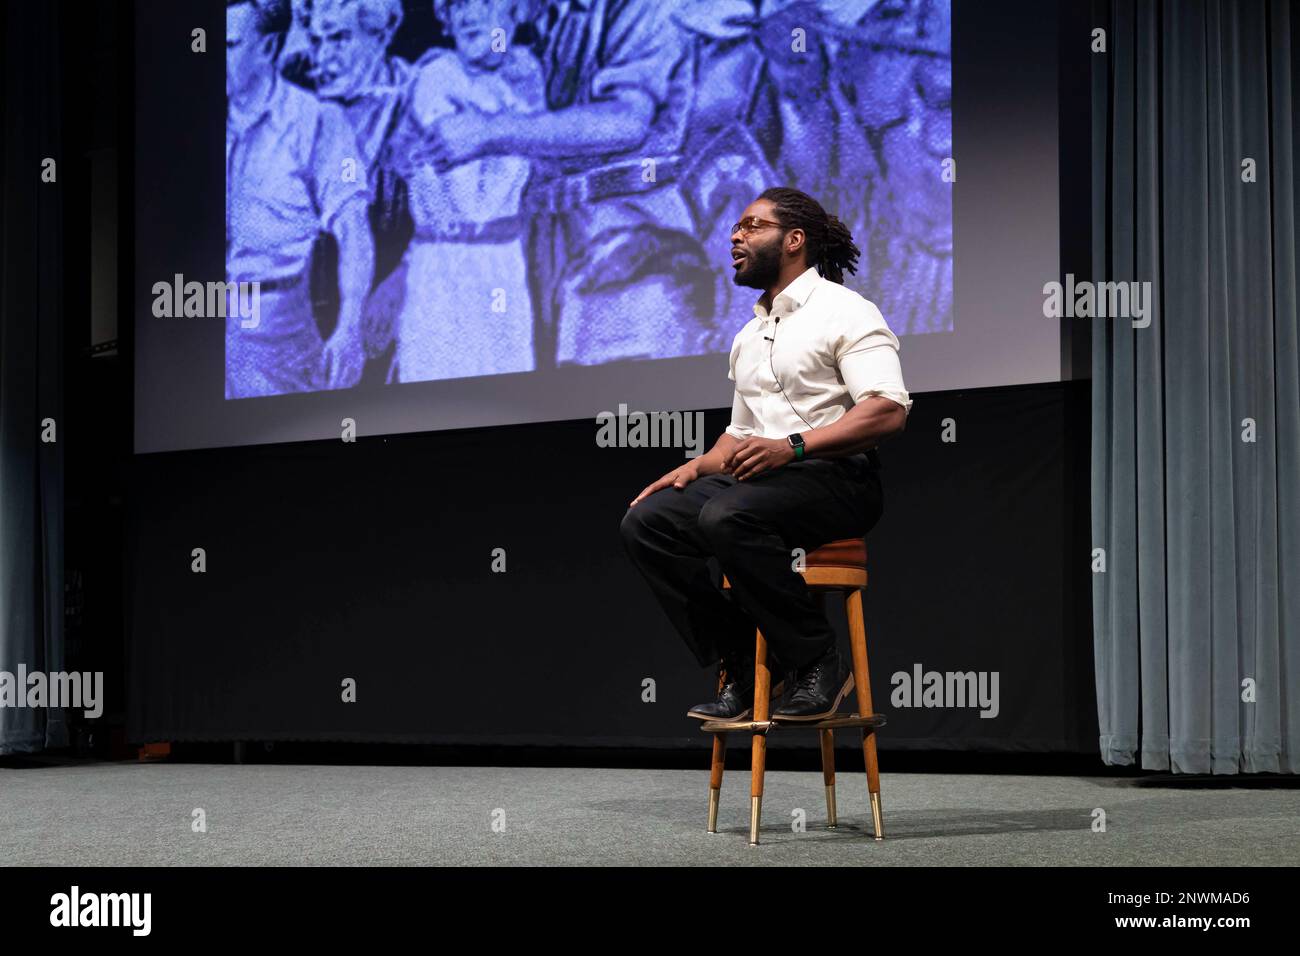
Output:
[758, 186, 861, 285]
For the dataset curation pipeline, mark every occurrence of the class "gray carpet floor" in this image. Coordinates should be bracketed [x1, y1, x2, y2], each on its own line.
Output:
[1, 762, 1295, 865]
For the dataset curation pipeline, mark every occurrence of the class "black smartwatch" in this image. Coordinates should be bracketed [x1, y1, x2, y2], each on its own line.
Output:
[787, 433, 806, 460]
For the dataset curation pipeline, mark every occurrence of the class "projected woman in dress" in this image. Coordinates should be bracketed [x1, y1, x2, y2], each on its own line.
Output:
[393, 0, 545, 382]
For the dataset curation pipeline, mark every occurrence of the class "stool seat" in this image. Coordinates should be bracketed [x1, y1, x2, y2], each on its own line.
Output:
[722, 537, 868, 591]
[805, 538, 867, 570]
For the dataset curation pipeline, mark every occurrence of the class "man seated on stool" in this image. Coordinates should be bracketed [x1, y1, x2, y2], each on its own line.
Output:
[620, 186, 911, 723]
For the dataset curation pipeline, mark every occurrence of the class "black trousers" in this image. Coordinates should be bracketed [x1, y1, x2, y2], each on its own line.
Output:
[619, 452, 883, 671]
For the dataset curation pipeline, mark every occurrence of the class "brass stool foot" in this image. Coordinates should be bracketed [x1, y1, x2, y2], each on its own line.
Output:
[706, 787, 720, 833]
[749, 795, 762, 845]
[870, 791, 884, 840]
[825, 783, 838, 828]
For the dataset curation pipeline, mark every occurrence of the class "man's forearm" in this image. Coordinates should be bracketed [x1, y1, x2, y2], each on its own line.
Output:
[487, 96, 653, 158]
[802, 398, 907, 459]
[332, 200, 374, 331]
[695, 433, 742, 476]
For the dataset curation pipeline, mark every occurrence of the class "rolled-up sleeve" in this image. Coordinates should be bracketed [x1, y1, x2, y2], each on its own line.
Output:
[835, 301, 913, 414]
[725, 388, 756, 440]
[588, 2, 684, 109]
[310, 101, 370, 232]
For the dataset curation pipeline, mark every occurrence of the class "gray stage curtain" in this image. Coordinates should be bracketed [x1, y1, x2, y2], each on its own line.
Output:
[0, 1, 67, 754]
[1091, 0, 1299, 773]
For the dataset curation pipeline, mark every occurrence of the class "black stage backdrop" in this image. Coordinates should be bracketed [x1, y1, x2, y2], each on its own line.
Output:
[127, 379, 1096, 753]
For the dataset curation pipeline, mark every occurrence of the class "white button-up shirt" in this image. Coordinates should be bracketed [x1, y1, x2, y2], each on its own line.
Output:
[725, 266, 912, 441]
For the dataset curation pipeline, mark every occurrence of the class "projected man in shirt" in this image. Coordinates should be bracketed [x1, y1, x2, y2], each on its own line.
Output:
[225, 0, 375, 398]
[282, 0, 415, 375]
[418, 0, 710, 368]
[621, 186, 911, 725]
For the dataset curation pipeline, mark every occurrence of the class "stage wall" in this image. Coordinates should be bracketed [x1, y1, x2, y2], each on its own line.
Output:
[127, 380, 1096, 753]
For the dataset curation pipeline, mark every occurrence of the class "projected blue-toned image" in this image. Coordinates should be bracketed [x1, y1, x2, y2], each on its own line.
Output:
[224, 0, 951, 399]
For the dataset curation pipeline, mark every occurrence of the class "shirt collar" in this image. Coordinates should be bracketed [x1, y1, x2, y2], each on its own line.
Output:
[229, 69, 289, 133]
[333, 54, 406, 104]
[753, 266, 821, 322]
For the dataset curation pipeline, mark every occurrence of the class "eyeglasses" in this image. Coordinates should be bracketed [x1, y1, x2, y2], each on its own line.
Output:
[729, 216, 784, 237]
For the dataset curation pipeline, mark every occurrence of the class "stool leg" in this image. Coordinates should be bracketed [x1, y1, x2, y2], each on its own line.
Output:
[846, 588, 884, 840]
[749, 628, 770, 845]
[819, 729, 837, 828]
[707, 733, 726, 833]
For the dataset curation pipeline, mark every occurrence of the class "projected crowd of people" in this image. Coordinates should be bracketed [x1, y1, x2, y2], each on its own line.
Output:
[224, 0, 952, 399]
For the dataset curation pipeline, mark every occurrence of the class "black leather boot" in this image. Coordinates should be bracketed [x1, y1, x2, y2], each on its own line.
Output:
[771, 643, 853, 721]
[687, 652, 784, 721]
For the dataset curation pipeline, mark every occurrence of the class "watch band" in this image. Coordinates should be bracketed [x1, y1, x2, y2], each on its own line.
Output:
[788, 433, 806, 460]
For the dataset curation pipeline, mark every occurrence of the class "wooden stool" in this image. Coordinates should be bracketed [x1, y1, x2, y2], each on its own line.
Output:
[700, 538, 886, 845]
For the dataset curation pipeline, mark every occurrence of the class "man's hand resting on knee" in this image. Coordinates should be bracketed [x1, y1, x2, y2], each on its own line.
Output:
[628, 433, 745, 506]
